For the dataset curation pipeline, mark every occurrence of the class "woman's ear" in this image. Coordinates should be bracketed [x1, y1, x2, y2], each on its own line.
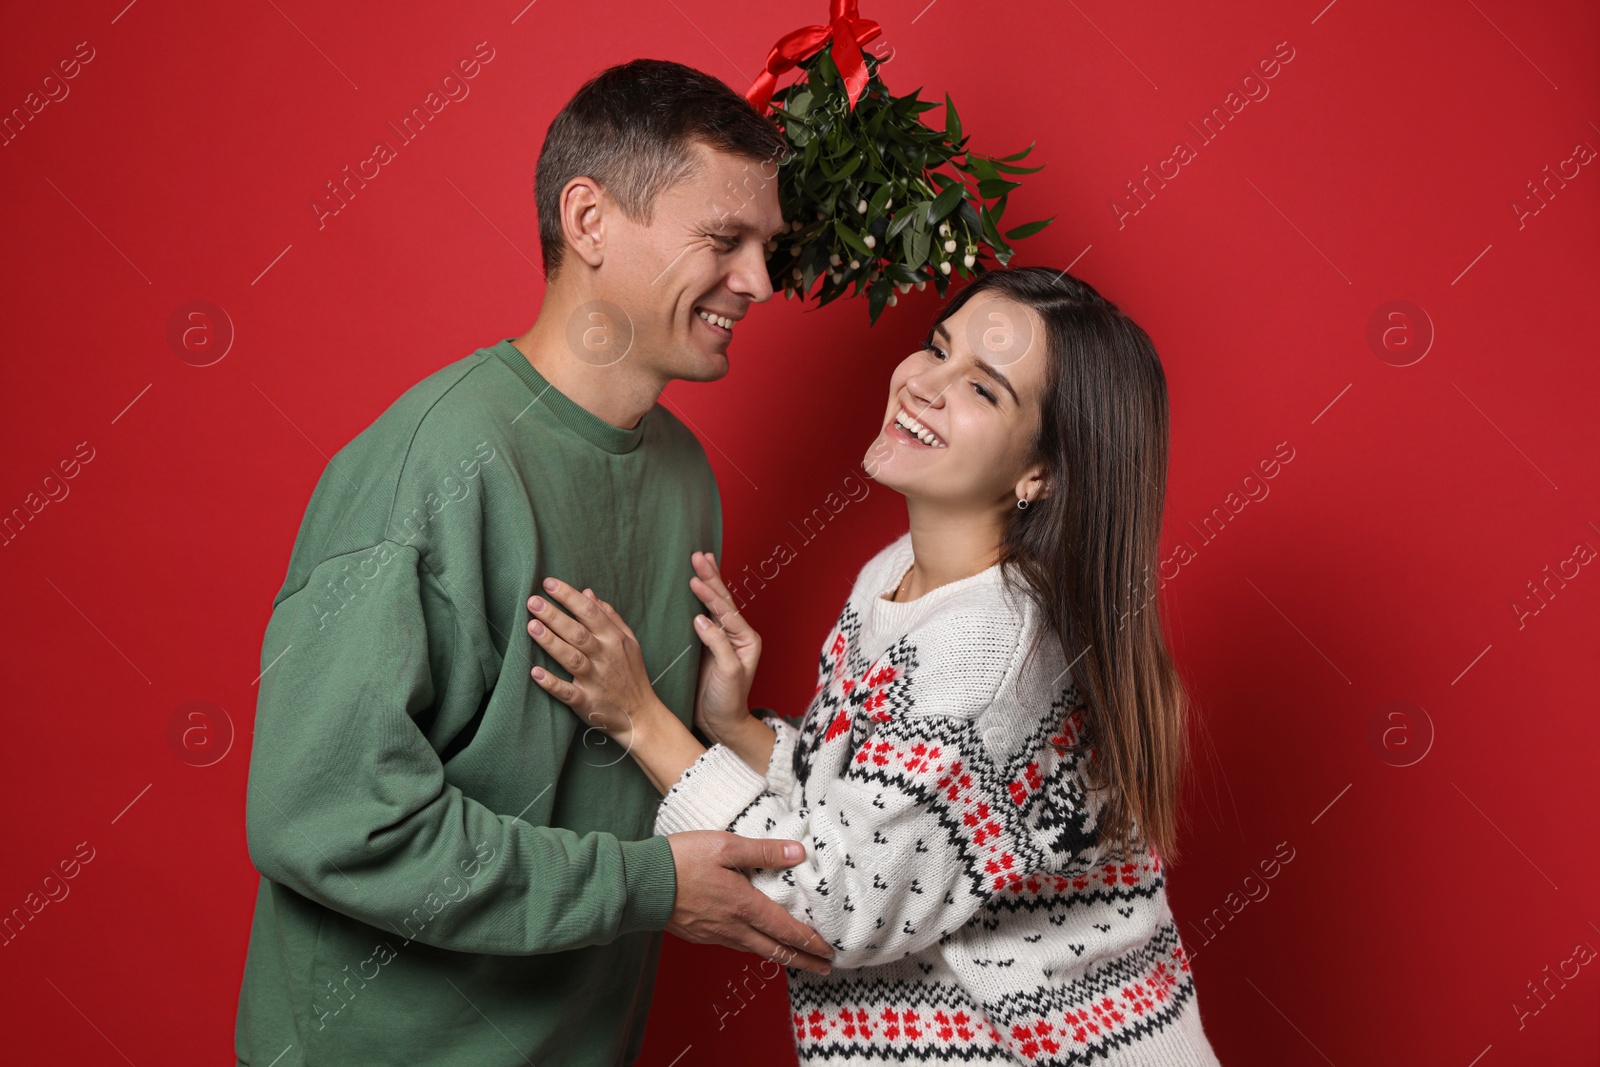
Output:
[1015, 466, 1050, 507]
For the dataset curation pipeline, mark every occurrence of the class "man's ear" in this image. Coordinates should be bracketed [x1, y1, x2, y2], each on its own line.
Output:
[560, 176, 607, 269]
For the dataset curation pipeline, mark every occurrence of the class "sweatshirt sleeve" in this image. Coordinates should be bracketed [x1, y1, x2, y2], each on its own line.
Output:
[245, 539, 675, 956]
[653, 710, 1050, 970]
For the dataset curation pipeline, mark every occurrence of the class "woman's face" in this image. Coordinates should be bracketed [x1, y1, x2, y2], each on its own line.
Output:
[863, 291, 1050, 510]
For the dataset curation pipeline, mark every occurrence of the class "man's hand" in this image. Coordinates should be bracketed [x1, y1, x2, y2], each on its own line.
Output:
[664, 831, 834, 976]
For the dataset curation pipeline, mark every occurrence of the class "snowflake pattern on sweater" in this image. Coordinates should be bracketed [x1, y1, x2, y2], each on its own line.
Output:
[654, 534, 1222, 1066]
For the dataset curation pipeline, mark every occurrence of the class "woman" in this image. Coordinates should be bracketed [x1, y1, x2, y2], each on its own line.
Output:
[526, 266, 1223, 1065]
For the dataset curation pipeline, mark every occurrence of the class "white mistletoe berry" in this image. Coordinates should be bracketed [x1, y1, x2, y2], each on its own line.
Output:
[944, 239, 957, 253]
[830, 253, 842, 266]
[850, 258, 860, 269]
[864, 234, 877, 249]
[964, 253, 976, 269]
[939, 261, 951, 275]
[888, 293, 898, 307]
[857, 199, 868, 213]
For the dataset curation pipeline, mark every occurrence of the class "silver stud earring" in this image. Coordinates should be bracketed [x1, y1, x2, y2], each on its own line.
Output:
[1017, 497, 1030, 510]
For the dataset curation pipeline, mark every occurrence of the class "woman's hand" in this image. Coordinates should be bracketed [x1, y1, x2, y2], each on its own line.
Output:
[688, 552, 762, 744]
[527, 578, 666, 748]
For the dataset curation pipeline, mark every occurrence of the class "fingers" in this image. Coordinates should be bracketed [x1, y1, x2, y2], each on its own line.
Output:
[722, 834, 806, 870]
[718, 839, 837, 963]
[528, 583, 600, 654]
[744, 893, 836, 969]
[585, 588, 638, 642]
[690, 552, 756, 640]
[739, 928, 834, 976]
[692, 612, 742, 672]
[527, 600, 590, 674]
[538, 577, 609, 638]
[661, 832, 834, 974]
[690, 552, 739, 617]
[529, 664, 581, 705]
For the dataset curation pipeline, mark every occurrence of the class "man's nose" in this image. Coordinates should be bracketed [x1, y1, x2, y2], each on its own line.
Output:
[728, 242, 775, 304]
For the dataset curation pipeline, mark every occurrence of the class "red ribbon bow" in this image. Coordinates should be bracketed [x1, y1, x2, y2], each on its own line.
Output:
[745, 0, 883, 115]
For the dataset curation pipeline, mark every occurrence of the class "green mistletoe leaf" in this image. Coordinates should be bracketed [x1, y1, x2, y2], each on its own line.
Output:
[944, 92, 962, 143]
[833, 219, 874, 258]
[993, 141, 1036, 162]
[1004, 216, 1056, 241]
[927, 181, 965, 225]
[976, 177, 1022, 199]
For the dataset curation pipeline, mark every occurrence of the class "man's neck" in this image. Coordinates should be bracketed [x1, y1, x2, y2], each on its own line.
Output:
[511, 302, 665, 429]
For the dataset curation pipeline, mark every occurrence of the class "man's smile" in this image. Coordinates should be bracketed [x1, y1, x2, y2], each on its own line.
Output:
[695, 306, 739, 335]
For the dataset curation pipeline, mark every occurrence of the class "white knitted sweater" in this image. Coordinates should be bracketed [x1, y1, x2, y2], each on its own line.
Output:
[654, 533, 1223, 1065]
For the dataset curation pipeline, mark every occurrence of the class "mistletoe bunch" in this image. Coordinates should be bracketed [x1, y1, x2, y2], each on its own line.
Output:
[762, 47, 1054, 324]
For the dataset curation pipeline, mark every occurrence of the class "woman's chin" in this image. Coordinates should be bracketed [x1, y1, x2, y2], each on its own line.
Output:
[863, 430, 947, 485]
[859, 449, 913, 496]
[862, 449, 985, 508]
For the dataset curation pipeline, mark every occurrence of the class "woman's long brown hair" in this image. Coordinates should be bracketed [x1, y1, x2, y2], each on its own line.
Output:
[930, 266, 1190, 865]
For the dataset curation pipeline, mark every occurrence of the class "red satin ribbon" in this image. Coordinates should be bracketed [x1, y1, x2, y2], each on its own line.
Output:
[745, 0, 883, 115]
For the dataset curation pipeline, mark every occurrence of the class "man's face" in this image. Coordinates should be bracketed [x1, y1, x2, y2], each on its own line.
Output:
[597, 140, 785, 383]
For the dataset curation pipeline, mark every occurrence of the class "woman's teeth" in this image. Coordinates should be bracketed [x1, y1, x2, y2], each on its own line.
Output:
[696, 309, 734, 330]
[894, 409, 946, 447]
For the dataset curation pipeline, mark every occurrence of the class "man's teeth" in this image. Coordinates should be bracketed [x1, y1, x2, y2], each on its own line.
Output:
[697, 309, 734, 330]
[894, 409, 945, 447]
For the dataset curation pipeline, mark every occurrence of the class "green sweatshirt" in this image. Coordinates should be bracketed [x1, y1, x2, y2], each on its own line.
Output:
[236, 338, 720, 1067]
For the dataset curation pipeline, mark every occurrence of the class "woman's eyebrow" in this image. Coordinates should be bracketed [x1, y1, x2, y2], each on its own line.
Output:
[934, 323, 1020, 403]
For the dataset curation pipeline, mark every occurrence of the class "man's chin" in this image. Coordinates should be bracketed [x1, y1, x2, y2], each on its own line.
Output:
[668, 348, 731, 383]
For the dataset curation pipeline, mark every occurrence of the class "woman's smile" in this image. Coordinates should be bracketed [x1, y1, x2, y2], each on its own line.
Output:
[885, 404, 947, 449]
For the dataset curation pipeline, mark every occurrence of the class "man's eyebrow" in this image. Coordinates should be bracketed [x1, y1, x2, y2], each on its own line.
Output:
[698, 217, 786, 240]
[932, 322, 1020, 403]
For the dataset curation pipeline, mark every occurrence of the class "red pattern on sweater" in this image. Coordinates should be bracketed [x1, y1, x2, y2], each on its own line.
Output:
[789, 941, 1193, 1059]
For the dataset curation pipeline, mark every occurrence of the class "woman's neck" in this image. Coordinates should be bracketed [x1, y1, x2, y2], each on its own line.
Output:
[893, 499, 1005, 602]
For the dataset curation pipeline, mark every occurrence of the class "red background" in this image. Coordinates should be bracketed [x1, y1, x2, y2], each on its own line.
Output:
[2, 0, 1597, 1063]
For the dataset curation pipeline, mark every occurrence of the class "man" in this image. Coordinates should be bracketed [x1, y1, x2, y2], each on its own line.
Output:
[236, 59, 830, 1067]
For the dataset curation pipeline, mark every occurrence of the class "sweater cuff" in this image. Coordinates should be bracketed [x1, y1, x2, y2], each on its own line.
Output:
[753, 708, 800, 796]
[653, 742, 770, 837]
[618, 835, 677, 932]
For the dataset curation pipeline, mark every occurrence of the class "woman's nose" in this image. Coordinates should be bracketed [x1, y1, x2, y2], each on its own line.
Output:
[904, 369, 949, 407]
